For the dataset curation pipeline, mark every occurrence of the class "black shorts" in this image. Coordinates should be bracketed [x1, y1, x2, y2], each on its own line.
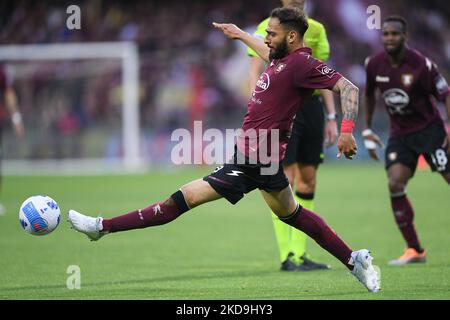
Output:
[284, 95, 325, 166]
[385, 121, 450, 175]
[203, 148, 289, 205]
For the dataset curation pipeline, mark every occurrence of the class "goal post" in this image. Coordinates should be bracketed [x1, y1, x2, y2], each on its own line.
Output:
[0, 42, 142, 173]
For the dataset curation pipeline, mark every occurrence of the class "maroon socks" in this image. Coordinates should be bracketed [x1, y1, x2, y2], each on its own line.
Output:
[99, 189, 356, 270]
[101, 190, 190, 233]
[282, 205, 354, 270]
[390, 193, 423, 252]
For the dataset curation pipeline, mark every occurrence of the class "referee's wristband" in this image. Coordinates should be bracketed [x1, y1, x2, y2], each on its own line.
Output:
[326, 112, 337, 121]
[364, 139, 377, 150]
[361, 129, 373, 138]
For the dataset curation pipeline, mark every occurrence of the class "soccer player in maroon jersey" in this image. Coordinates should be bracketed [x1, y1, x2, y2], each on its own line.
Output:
[363, 16, 450, 265]
[249, 0, 334, 272]
[69, 8, 380, 292]
[0, 64, 25, 215]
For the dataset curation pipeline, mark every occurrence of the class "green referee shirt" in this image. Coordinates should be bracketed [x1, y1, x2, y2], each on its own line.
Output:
[247, 16, 330, 95]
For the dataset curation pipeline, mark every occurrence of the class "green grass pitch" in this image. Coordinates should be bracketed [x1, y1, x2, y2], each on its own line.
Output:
[1, 164, 449, 300]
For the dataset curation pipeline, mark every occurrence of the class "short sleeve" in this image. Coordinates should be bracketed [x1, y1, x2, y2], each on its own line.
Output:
[294, 58, 342, 90]
[422, 58, 450, 101]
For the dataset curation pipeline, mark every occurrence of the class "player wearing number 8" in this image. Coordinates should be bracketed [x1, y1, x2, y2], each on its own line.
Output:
[363, 16, 450, 265]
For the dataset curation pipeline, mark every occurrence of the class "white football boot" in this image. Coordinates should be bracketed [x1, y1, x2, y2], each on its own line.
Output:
[351, 249, 381, 292]
[68, 210, 105, 241]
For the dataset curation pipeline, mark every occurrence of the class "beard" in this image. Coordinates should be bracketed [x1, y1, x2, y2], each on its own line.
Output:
[384, 39, 405, 56]
[385, 44, 402, 55]
[268, 40, 288, 60]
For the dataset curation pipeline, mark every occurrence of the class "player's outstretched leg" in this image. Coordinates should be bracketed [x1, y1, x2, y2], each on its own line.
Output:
[68, 179, 221, 241]
[261, 187, 380, 292]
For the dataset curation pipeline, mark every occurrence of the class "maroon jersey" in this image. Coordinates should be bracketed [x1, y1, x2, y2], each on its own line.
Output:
[237, 47, 342, 162]
[365, 47, 450, 138]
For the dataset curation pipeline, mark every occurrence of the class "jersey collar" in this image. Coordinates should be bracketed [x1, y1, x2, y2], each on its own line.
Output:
[293, 47, 312, 55]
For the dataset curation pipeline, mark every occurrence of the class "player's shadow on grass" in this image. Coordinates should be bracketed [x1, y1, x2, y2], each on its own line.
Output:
[1, 269, 277, 292]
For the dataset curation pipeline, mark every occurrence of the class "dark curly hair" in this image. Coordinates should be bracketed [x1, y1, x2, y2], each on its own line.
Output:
[270, 7, 309, 38]
[383, 15, 408, 34]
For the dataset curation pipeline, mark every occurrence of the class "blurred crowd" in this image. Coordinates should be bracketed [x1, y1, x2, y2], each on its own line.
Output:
[0, 0, 449, 161]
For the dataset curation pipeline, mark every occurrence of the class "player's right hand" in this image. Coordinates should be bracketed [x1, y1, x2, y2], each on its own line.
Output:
[337, 133, 358, 160]
[362, 128, 384, 161]
[212, 22, 245, 40]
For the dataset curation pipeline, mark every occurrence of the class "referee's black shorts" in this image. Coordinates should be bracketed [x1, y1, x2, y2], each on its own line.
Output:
[284, 95, 325, 166]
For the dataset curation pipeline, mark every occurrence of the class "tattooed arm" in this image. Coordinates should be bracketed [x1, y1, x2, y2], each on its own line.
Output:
[332, 77, 359, 159]
[333, 77, 359, 122]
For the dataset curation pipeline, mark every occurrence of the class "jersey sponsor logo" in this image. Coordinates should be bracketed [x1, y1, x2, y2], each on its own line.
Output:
[375, 75, 390, 83]
[382, 88, 411, 115]
[250, 94, 263, 104]
[315, 64, 336, 78]
[254, 72, 270, 93]
[275, 63, 286, 73]
[401, 74, 414, 87]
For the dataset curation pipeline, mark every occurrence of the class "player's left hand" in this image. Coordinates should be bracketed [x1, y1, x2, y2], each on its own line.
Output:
[212, 22, 245, 40]
[337, 132, 357, 160]
[325, 119, 338, 147]
[362, 128, 385, 161]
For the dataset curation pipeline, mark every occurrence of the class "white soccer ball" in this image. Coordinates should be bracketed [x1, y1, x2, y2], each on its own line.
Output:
[19, 195, 61, 235]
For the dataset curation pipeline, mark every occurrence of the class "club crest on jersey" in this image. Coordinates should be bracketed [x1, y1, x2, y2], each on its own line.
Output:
[275, 63, 286, 73]
[316, 64, 336, 78]
[401, 74, 414, 87]
[254, 73, 270, 93]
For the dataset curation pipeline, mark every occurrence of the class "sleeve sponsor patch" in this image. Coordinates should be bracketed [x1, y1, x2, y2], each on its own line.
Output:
[315, 63, 336, 78]
[435, 75, 449, 95]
